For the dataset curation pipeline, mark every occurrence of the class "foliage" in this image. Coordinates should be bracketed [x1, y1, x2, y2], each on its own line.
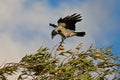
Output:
[0, 44, 120, 80]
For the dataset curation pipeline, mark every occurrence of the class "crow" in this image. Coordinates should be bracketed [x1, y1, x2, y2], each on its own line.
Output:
[49, 13, 85, 46]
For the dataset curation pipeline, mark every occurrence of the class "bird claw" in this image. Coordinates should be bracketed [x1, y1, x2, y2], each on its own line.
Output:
[57, 42, 64, 51]
[57, 45, 64, 51]
[59, 44, 63, 47]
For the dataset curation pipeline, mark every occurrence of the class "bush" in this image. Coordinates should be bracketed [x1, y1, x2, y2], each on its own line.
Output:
[0, 44, 120, 80]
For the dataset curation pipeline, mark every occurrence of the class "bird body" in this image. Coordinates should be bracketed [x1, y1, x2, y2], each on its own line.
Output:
[54, 25, 75, 38]
[50, 13, 86, 46]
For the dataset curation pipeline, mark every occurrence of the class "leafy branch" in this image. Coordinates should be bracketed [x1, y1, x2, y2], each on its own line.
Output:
[0, 44, 120, 80]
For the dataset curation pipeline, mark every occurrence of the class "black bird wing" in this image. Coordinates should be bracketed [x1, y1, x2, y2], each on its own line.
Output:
[49, 23, 57, 28]
[57, 13, 82, 31]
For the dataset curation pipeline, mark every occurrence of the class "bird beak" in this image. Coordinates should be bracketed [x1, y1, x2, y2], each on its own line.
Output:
[51, 36, 54, 39]
[51, 30, 57, 39]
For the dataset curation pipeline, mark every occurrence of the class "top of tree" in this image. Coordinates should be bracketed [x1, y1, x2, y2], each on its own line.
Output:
[0, 44, 120, 80]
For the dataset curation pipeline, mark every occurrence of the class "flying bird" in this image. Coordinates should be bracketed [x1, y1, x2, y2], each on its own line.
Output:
[49, 13, 86, 46]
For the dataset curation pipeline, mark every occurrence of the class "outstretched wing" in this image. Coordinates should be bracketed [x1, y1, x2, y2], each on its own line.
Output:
[57, 13, 82, 30]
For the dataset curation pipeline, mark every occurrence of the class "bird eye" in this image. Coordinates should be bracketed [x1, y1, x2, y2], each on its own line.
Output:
[58, 30, 61, 33]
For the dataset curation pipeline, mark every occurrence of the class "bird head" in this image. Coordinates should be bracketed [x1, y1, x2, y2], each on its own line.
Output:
[51, 30, 58, 39]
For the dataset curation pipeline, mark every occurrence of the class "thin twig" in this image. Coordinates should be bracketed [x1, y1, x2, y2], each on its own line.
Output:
[50, 44, 58, 54]
[0, 60, 7, 68]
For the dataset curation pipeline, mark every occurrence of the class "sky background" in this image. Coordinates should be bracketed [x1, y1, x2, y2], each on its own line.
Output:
[0, 0, 120, 66]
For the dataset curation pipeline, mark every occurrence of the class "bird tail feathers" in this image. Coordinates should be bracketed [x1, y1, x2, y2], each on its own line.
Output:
[75, 32, 85, 37]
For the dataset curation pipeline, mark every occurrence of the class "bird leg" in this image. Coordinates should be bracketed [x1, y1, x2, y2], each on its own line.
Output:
[57, 38, 65, 51]
[59, 38, 65, 47]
